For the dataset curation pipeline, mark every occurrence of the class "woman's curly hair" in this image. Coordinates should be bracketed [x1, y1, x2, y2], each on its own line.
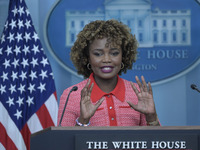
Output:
[70, 19, 138, 78]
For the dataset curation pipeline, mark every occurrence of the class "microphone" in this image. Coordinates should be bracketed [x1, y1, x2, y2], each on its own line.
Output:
[59, 86, 78, 126]
[190, 84, 200, 93]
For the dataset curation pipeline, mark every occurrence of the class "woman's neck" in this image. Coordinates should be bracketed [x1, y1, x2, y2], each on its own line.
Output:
[93, 75, 118, 93]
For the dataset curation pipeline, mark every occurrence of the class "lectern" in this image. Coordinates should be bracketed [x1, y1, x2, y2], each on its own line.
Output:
[31, 126, 200, 150]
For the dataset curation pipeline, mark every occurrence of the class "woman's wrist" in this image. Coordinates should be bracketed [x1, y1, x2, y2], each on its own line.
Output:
[146, 116, 160, 126]
[78, 116, 90, 124]
[145, 113, 160, 126]
[76, 117, 90, 126]
[145, 112, 157, 122]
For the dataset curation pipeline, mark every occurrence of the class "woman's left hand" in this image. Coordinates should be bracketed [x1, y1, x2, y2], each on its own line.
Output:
[127, 76, 157, 122]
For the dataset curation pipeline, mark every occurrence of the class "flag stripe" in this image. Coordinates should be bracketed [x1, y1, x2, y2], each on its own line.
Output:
[20, 124, 31, 150]
[36, 104, 54, 128]
[53, 91, 58, 101]
[0, 142, 6, 150]
[0, 102, 26, 150]
[0, 123, 17, 150]
[27, 113, 43, 134]
[45, 93, 58, 126]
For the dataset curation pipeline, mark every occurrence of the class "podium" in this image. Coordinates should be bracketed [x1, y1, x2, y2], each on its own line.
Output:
[31, 126, 200, 150]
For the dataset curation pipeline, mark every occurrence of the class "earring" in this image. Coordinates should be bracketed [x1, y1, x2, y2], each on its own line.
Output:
[87, 63, 91, 70]
[121, 62, 124, 69]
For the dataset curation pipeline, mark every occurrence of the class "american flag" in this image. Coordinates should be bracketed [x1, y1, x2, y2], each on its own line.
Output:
[0, 0, 58, 150]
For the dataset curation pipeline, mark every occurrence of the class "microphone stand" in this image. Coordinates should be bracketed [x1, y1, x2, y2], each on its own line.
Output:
[59, 86, 78, 126]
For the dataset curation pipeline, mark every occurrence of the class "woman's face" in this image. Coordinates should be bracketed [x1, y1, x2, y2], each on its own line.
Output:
[89, 37, 122, 80]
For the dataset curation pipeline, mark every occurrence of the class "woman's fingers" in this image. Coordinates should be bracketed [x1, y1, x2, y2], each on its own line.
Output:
[81, 79, 93, 104]
[135, 76, 143, 92]
[81, 79, 90, 96]
[141, 76, 148, 92]
[85, 79, 91, 88]
[148, 82, 153, 95]
[134, 76, 149, 93]
[88, 83, 94, 97]
[95, 97, 104, 110]
[131, 82, 140, 95]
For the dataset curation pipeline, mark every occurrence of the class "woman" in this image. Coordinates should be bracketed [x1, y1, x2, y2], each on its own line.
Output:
[57, 19, 160, 126]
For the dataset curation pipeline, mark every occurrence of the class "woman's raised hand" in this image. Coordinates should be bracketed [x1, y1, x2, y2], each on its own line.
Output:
[78, 79, 104, 124]
[127, 76, 157, 122]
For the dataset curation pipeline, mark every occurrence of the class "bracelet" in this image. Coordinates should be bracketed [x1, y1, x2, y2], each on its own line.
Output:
[147, 116, 160, 126]
[76, 118, 90, 126]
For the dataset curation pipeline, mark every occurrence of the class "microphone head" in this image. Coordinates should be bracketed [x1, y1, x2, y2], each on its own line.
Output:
[191, 84, 197, 90]
[71, 86, 78, 92]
